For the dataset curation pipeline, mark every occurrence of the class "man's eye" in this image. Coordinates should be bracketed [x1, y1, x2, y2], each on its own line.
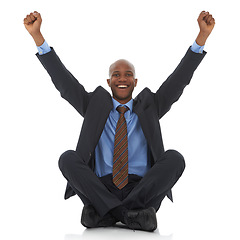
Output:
[113, 74, 119, 77]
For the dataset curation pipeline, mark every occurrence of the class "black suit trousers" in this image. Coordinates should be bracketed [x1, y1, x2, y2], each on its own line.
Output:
[58, 149, 185, 217]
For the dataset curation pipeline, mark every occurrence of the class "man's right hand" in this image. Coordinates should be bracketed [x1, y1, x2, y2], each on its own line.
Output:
[24, 11, 45, 46]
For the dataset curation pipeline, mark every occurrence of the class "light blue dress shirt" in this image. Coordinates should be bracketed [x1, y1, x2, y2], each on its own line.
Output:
[37, 40, 205, 177]
[95, 98, 150, 177]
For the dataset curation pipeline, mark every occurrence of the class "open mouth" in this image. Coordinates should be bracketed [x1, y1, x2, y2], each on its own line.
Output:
[117, 85, 129, 89]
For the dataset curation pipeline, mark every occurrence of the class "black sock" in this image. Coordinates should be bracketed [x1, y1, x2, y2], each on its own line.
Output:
[110, 205, 127, 223]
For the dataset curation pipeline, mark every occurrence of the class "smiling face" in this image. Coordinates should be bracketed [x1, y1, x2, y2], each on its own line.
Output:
[107, 59, 138, 104]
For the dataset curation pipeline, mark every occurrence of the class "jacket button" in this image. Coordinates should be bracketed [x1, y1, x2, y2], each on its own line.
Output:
[89, 152, 92, 157]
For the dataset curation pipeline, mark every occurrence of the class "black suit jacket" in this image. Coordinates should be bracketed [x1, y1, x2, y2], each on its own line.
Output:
[37, 47, 206, 201]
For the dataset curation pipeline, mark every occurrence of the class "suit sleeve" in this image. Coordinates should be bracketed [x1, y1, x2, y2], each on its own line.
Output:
[36, 47, 91, 117]
[155, 47, 206, 119]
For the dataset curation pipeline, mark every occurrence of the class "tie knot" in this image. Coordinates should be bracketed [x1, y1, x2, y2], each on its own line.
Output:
[117, 106, 128, 114]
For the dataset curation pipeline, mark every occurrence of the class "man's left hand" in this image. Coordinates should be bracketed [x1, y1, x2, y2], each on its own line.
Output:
[198, 11, 215, 36]
[196, 11, 215, 46]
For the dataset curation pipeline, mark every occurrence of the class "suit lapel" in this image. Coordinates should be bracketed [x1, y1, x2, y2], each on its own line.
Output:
[133, 99, 152, 149]
[92, 97, 113, 150]
[133, 99, 157, 166]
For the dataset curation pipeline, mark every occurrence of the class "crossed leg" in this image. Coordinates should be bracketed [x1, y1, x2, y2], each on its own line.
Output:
[58, 149, 185, 229]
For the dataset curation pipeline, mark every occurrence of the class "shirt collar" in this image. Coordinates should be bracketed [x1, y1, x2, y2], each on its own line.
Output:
[112, 98, 133, 113]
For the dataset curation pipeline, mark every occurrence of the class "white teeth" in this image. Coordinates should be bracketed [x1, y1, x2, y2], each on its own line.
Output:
[118, 85, 127, 88]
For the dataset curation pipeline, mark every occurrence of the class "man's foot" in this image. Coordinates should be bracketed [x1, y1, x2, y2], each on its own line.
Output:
[124, 207, 157, 232]
[81, 205, 117, 228]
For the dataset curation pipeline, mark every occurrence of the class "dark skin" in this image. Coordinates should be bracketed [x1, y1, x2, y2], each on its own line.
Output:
[107, 59, 138, 104]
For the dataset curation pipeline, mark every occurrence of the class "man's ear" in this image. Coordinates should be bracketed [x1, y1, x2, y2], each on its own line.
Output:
[107, 79, 111, 87]
[134, 78, 138, 87]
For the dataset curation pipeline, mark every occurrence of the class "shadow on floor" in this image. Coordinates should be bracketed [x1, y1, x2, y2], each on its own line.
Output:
[64, 223, 173, 240]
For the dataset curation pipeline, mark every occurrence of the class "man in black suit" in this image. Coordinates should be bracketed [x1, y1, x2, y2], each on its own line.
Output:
[24, 10, 215, 231]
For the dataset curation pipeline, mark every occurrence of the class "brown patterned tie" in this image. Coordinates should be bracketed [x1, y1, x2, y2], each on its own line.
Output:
[113, 106, 129, 189]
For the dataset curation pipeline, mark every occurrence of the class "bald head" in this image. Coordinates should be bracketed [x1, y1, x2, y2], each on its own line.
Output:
[109, 59, 136, 78]
[107, 59, 137, 104]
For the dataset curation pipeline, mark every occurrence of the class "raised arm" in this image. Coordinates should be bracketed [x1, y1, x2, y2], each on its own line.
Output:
[23, 11, 91, 116]
[155, 11, 215, 119]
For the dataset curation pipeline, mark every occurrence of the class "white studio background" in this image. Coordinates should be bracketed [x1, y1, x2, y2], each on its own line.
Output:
[1, 0, 239, 239]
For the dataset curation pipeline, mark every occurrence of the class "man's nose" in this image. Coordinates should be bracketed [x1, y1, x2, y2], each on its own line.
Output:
[119, 76, 127, 81]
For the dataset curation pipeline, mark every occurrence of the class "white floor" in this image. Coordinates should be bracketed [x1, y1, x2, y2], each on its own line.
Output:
[64, 228, 173, 240]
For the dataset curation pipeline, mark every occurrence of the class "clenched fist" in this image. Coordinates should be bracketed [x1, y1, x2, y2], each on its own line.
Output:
[24, 11, 44, 46]
[196, 11, 215, 46]
[198, 11, 215, 36]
